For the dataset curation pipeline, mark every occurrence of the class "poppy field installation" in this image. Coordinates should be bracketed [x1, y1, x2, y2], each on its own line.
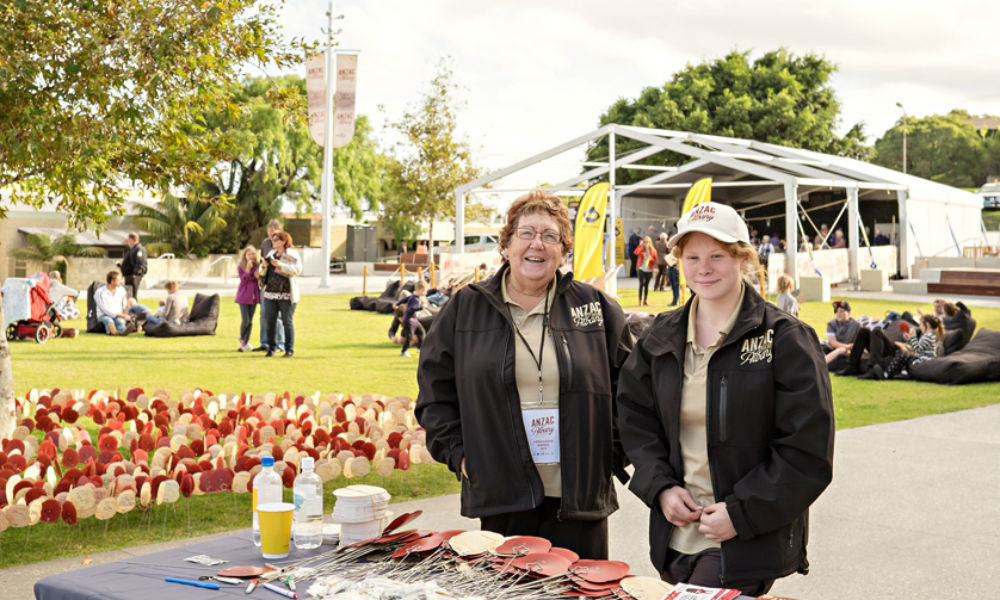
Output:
[0, 387, 435, 536]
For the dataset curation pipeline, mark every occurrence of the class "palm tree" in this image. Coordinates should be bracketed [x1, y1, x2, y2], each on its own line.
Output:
[131, 194, 226, 257]
[12, 233, 104, 279]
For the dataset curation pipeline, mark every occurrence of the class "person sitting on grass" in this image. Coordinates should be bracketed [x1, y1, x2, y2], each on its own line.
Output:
[128, 281, 187, 329]
[821, 300, 859, 366]
[94, 271, 134, 336]
[857, 315, 944, 380]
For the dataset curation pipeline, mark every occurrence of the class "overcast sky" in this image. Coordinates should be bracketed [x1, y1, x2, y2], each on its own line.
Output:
[276, 0, 1000, 189]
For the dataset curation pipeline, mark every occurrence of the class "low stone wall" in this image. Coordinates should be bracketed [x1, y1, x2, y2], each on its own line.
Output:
[65, 255, 238, 290]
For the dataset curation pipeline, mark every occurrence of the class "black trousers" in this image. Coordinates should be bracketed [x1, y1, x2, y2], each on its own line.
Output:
[479, 497, 608, 560]
[124, 274, 142, 300]
[638, 269, 653, 303]
[654, 264, 667, 290]
[662, 548, 774, 596]
[846, 328, 897, 370]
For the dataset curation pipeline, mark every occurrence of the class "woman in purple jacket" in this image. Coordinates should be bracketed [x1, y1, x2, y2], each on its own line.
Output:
[236, 245, 261, 352]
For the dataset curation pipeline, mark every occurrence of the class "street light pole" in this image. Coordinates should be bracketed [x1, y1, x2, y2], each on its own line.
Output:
[895, 102, 907, 174]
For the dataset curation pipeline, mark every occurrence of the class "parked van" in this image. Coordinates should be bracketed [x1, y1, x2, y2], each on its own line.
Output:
[446, 234, 499, 253]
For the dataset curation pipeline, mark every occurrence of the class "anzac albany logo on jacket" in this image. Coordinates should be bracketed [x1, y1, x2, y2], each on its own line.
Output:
[570, 301, 603, 327]
[740, 328, 774, 365]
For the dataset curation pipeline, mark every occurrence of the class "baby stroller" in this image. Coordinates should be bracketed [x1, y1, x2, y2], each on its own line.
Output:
[1, 272, 74, 343]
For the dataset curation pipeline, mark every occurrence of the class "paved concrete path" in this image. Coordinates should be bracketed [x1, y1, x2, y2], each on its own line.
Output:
[3, 405, 997, 599]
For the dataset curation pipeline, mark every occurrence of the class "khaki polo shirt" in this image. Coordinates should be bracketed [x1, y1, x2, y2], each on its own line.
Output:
[502, 274, 562, 498]
[669, 284, 745, 554]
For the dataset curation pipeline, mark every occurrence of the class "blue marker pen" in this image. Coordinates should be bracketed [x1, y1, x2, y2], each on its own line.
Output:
[165, 577, 221, 590]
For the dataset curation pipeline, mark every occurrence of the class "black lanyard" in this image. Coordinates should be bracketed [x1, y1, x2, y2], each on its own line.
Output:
[507, 286, 550, 406]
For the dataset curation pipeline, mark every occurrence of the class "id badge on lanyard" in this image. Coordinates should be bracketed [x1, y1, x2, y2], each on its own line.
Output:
[521, 408, 560, 464]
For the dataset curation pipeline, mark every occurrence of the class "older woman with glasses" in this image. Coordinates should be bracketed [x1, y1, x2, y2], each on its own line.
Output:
[416, 190, 634, 559]
[260, 230, 302, 357]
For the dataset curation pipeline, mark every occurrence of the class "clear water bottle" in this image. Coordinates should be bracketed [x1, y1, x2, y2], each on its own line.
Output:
[252, 456, 283, 547]
[292, 457, 324, 550]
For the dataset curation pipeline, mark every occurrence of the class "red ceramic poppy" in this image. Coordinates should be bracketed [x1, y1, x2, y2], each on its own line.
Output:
[330, 424, 345, 436]
[91, 410, 106, 425]
[61, 448, 79, 467]
[176, 445, 195, 460]
[300, 421, 313, 437]
[334, 407, 347, 423]
[549, 547, 580, 563]
[61, 501, 78, 525]
[360, 442, 377, 460]
[510, 552, 572, 577]
[181, 474, 195, 498]
[127, 388, 143, 402]
[62, 408, 80, 424]
[97, 435, 117, 453]
[280, 465, 295, 488]
[35, 413, 54, 430]
[78, 445, 97, 464]
[495, 536, 552, 557]
[570, 560, 630, 583]
[386, 432, 403, 449]
[19, 418, 35, 432]
[40, 498, 62, 523]
[13, 479, 33, 498]
[5, 454, 26, 473]
[3, 439, 24, 454]
[334, 438, 352, 452]
[312, 429, 329, 446]
[382, 510, 423, 536]
[396, 450, 411, 471]
[39, 439, 57, 460]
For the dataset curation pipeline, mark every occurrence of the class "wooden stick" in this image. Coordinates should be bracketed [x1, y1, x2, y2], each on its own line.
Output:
[362, 265, 368, 297]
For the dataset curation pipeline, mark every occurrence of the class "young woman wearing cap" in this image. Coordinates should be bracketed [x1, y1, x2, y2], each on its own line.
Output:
[616, 201, 835, 595]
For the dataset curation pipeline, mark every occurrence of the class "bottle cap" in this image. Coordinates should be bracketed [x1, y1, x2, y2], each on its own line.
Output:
[301, 457, 314, 470]
[261, 456, 275, 467]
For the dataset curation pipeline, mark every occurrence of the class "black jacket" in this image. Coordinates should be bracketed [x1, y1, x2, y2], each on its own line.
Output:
[121, 243, 147, 277]
[617, 287, 834, 584]
[415, 264, 633, 520]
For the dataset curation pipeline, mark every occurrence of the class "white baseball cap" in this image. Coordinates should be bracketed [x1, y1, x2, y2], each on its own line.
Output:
[668, 202, 751, 249]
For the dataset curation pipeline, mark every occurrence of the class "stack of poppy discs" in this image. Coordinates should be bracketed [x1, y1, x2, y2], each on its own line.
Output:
[331, 484, 392, 546]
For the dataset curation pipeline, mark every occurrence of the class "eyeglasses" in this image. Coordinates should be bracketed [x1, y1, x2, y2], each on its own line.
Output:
[514, 227, 561, 246]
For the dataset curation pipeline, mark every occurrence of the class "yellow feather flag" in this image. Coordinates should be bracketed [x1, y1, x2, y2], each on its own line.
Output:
[678, 177, 712, 303]
[681, 177, 713, 214]
[573, 182, 610, 280]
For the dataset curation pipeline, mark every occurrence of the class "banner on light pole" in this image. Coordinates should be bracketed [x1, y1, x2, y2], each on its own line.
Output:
[333, 53, 358, 148]
[305, 53, 327, 146]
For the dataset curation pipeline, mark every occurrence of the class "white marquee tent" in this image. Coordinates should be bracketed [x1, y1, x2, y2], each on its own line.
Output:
[453, 124, 985, 286]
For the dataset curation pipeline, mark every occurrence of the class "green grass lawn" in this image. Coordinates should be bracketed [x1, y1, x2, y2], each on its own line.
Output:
[11, 289, 1000, 429]
[3, 287, 998, 566]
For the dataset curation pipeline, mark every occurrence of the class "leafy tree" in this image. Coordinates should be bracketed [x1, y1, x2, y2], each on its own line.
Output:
[873, 110, 992, 188]
[131, 194, 226, 258]
[0, 0, 307, 229]
[379, 157, 423, 247]
[588, 49, 872, 185]
[11, 233, 104, 280]
[0, 0, 305, 439]
[387, 61, 489, 251]
[196, 76, 389, 253]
